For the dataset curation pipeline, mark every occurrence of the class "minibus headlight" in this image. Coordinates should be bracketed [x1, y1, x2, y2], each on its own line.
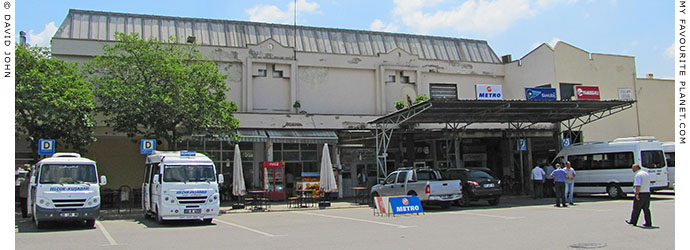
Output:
[207, 194, 219, 203]
[86, 196, 100, 207]
[37, 197, 52, 208]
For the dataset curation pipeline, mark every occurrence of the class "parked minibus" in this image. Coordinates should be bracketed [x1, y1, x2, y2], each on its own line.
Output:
[552, 137, 669, 198]
[662, 142, 674, 189]
[27, 153, 107, 228]
[142, 151, 223, 224]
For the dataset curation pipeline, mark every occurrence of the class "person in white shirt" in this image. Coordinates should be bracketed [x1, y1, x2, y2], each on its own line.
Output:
[626, 164, 652, 227]
[531, 165, 546, 199]
[564, 161, 576, 205]
[544, 163, 555, 197]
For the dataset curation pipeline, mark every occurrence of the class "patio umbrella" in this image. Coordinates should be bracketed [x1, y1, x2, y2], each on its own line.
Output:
[232, 144, 246, 197]
[319, 143, 338, 193]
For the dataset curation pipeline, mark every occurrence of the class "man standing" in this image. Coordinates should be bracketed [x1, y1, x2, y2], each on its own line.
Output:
[544, 163, 555, 197]
[626, 163, 652, 227]
[531, 165, 545, 199]
[550, 163, 567, 207]
[564, 161, 576, 205]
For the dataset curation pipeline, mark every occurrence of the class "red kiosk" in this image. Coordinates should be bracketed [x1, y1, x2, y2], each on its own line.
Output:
[261, 161, 286, 201]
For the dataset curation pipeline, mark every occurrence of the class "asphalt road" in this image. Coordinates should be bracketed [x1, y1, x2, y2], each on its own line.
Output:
[15, 194, 675, 250]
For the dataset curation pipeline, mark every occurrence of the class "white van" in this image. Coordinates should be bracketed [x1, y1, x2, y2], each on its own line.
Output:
[27, 153, 107, 228]
[142, 151, 223, 224]
[552, 136, 669, 198]
[662, 142, 674, 189]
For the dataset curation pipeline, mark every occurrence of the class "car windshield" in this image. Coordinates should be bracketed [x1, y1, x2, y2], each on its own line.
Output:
[163, 165, 216, 182]
[641, 150, 666, 169]
[39, 164, 97, 184]
[416, 170, 439, 180]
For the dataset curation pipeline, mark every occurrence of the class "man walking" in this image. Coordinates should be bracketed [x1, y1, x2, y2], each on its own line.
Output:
[550, 163, 567, 207]
[531, 164, 545, 199]
[544, 163, 555, 197]
[626, 163, 652, 227]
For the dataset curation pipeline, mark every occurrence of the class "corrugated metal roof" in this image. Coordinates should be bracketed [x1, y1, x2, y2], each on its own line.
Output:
[54, 9, 501, 63]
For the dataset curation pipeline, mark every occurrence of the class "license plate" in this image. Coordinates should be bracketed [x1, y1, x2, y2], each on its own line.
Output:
[184, 209, 201, 214]
[483, 183, 495, 188]
[60, 212, 78, 217]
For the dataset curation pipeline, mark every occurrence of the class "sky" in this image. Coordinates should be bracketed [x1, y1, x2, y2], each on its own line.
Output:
[16, 0, 673, 79]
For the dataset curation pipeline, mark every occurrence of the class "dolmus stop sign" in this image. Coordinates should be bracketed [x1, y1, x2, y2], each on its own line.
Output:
[38, 139, 55, 155]
[140, 139, 156, 154]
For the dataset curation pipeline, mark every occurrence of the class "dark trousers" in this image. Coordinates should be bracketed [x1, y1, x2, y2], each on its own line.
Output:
[532, 180, 544, 198]
[544, 179, 554, 197]
[629, 193, 652, 226]
[20, 197, 28, 218]
[554, 182, 566, 206]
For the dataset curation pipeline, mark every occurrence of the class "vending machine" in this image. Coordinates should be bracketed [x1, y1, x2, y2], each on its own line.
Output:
[262, 161, 286, 201]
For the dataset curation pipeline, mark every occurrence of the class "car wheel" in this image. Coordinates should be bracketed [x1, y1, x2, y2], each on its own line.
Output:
[488, 197, 500, 206]
[458, 191, 471, 207]
[607, 184, 622, 199]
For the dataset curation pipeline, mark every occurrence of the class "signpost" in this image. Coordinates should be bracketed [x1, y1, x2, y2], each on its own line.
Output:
[140, 139, 156, 154]
[38, 139, 55, 156]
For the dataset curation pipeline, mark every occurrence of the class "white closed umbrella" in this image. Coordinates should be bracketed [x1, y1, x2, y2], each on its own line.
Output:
[232, 144, 246, 197]
[319, 143, 338, 193]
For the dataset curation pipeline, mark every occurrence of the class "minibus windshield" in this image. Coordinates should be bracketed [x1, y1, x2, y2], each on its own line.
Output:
[163, 165, 216, 182]
[39, 164, 97, 184]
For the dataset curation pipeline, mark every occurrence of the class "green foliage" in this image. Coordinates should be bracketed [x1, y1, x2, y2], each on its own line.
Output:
[84, 33, 239, 149]
[394, 94, 430, 110]
[394, 100, 406, 110]
[16, 45, 96, 160]
[414, 94, 429, 104]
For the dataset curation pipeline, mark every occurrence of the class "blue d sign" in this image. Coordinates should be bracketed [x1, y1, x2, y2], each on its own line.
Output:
[141, 139, 156, 154]
[38, 139, 55, 155]
[562, 138, 572, 148]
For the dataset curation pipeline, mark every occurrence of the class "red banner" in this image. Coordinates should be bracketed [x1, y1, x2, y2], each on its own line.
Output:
[575, 86, 601, 100]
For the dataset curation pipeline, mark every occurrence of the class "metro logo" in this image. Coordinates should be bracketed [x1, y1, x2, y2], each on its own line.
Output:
[402, 198, 409, 205]
[487, 86, 492, 92]
[476, 84, 503, 100]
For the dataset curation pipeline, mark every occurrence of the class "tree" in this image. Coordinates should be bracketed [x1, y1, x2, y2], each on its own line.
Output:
[85, 33, 239, 149]
[16, 45, 96, 161]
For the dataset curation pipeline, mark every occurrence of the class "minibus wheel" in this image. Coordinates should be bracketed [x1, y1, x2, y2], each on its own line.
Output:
[607, 184, 622, 199]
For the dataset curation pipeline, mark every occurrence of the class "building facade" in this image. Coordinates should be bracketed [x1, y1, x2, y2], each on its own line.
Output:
[15, 9, 674, 198]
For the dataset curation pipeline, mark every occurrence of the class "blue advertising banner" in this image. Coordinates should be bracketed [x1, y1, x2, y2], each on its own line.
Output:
[389, 196, 424, 215]
[525, 88, 557, 101]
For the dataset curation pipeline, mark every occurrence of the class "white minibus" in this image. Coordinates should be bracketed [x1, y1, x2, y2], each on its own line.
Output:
[27, 153, 107, 228]
[552, 137, 669, 198]
[142, 151, 223, 224]
[662, 142, 674, 189]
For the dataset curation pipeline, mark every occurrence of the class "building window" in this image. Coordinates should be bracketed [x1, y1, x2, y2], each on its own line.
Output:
[400, 72, 410, 84]
[559, 83, 581, 100]
[272, 70, 283, 78]
[257, 69, 267, 77]
[429, 83, 458, 99]
[387, 75, 396, 83]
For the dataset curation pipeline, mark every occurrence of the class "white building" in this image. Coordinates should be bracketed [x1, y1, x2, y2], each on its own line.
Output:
[15, 9, 673, 198]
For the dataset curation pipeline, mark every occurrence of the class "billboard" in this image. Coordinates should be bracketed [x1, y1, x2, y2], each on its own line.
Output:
[575, 86, 601, 100]
[525, 88, 557, 101]
[476, 84, 503, 100]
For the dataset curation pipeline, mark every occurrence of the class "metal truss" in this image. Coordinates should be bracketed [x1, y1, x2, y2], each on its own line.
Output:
[373, 102, 433, 182]
[560, 102, 634, 141]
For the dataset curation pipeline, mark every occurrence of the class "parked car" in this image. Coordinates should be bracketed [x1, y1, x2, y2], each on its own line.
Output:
[370, 168, 462, 209]
[443, 168, 501, 206]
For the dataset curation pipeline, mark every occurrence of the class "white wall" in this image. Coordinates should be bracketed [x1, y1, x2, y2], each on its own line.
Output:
[503, 44, 557, 100]
[297, 67, 376, 115]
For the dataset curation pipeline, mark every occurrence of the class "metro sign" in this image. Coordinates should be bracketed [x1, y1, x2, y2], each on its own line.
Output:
[575, 86, 600, 100]
[476, 84, 503, 100]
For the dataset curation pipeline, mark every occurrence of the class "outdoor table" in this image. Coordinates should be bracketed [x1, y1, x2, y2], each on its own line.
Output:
[248, 190, 267, 211]
[296, 190, 314, 208]
[351, 187, 368, 205]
